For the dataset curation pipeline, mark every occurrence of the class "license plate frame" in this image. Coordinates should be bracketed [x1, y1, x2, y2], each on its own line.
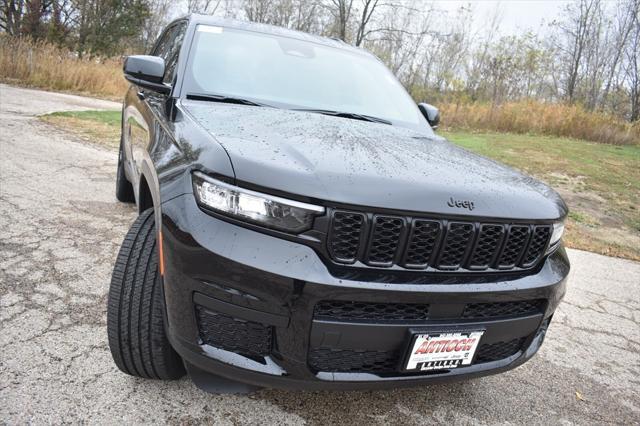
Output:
[403, 329, 485, 372]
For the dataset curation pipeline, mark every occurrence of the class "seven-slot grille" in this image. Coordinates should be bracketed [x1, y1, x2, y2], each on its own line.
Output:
[327, 210, 552, 272]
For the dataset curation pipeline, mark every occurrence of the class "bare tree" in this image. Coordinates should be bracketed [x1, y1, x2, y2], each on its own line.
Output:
[0, 0, 25, 35]
[325, 0, 353, 41]
[465, 4, 501, 102]
[581, 0, 606, 109]
[292, 0, 324, 32]
[243, 0, 272, 22]
[624, 3, 640, 120]
[187, 0, 221, 14]
[0, 0, 55, 38]
[353, 0, 379, 46]
[554, 0, 601, 103]
[600, 0, 638, 109]
[141, 0, 172, 51]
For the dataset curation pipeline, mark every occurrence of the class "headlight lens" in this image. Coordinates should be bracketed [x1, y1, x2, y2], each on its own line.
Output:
[547, 221, 565, 251]
[192, 171, 324, 233]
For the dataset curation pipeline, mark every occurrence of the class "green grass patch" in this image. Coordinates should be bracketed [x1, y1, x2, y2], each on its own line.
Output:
[41, 109, 121, 148]
[47, 110, 122, 126]
[568, 211, 599, 227]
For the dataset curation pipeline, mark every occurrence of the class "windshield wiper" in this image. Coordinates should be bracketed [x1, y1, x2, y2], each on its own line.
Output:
[293, 108, 392, 125]
[186, 93, 267, 107]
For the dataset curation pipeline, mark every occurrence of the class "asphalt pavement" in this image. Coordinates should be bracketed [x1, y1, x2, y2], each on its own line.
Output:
[1, 84, 639, 425]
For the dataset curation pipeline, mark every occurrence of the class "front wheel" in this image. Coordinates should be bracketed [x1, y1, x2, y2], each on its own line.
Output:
[107, 208, 185, 379]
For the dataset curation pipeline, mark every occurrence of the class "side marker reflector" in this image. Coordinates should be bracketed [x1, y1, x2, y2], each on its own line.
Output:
[158, 230, 165, 276]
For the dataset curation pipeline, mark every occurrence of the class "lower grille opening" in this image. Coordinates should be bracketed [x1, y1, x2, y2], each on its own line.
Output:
[462, 300, 545, 319]
[195, 304, 273, 359]
[308, 338, 528, 374]
[475, 337, 527, 363]
[315, 300, 430, 322]
[308, 348, 400, 374]
[314, 299, 544, 322]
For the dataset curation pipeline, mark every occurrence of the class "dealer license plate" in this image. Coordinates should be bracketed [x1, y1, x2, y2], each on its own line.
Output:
[404, 331, 484, 371]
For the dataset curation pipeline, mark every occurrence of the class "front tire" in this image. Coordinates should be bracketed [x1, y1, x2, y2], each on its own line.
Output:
[107, 208, 185, 379]
[116, 139, 135, 203]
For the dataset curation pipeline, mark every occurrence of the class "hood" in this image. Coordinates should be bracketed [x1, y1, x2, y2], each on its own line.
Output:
[183, 101, 567, 220]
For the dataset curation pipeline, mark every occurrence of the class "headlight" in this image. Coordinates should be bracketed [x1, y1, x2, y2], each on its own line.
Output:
[546, 221, 565, 253]
[192, 171, 324, 233]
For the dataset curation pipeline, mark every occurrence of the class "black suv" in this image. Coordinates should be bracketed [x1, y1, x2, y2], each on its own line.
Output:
[108, 15, 570, 391]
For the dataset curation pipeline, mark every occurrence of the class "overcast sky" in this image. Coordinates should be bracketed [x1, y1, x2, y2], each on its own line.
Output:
[435, 1, 572, 35]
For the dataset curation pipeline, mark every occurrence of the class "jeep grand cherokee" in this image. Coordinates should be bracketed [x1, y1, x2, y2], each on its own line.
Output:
[107, 15, 570, 391]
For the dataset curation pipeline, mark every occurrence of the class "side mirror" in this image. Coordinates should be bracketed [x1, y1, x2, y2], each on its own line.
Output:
[123, 55, 170, 94]
[418, 103, 440, 130]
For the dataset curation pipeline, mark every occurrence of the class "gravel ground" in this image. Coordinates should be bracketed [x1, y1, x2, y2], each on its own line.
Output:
[1, 84, 639, 425]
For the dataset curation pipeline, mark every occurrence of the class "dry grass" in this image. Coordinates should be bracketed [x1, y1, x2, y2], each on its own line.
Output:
[0, 35, 127, 100]
[440, 100, 640, 146]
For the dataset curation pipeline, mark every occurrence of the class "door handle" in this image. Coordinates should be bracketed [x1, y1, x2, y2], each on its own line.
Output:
[137, 91, 145, 100]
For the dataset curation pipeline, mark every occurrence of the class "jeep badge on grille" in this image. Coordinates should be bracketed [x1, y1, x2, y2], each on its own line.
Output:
[447, 197, 475, 211]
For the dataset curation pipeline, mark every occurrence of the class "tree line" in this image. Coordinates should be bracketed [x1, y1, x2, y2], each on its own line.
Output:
[1, 0, 639, 122]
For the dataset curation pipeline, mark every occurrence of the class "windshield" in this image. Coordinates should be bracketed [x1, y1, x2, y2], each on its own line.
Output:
[183, 25, 428, 128]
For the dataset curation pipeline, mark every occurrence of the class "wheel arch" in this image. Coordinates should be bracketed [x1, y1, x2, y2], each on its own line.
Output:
[137, 174, 154, 214]
[138, 160, 163, 229]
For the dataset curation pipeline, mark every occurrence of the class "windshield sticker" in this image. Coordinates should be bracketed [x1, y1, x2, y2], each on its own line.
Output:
[197, 25, 223, 34]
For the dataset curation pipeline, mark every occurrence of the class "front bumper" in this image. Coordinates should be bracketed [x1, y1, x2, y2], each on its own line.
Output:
[161, 194, 569, 390]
